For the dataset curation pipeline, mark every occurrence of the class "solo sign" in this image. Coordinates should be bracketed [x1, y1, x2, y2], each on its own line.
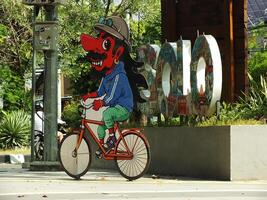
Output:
[137, 35, 222, 118]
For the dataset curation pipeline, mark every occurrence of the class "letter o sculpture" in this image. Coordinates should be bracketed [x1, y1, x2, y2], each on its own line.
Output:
[190, 35, 222, 116]
[137, 44, 160, 116]
[156, 42, 177, 118]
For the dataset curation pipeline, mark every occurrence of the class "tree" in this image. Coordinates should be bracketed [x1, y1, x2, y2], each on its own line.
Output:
[0, 66, 31, 110]
[58, 0, 105, 95]
[0, 0, 32, 111]
[129, 0, 161, 49]
[0, 0, 32, 77]
[248, 52, 267, 81]
[0, 0, 162, 109]
[248, 24, 267, 82]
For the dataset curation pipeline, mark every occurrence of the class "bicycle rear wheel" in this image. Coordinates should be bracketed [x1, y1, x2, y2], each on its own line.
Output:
[59, 133, 91, 179]
[115, 132, 150, 181]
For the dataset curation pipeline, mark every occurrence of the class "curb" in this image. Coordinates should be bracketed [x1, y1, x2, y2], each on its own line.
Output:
[0, 154, 30, 164]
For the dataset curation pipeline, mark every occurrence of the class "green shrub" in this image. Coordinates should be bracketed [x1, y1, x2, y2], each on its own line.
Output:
[62, 101, 81, 129]
[0, 110, 30, 149]
[217, 102, 242, 121]
[196, 87, 267, 126]
[197, 116, 264, 127]
[0, 109, 4, 121]
[239, 74, 267, 120]
[0, 66, 31, 111]
[207, 75, 267, 125]
[248, 52, 267, 82]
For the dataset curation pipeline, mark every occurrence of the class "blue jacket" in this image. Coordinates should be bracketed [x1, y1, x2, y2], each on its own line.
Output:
[97, 62, 133, 112]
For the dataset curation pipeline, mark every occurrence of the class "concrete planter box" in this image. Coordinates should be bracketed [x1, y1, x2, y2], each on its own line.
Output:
[89, 125, 267, 181]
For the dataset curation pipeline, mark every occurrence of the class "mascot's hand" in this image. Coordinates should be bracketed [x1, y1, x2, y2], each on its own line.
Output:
[82, 92, 98, 101]
[92, 99, 104, 111]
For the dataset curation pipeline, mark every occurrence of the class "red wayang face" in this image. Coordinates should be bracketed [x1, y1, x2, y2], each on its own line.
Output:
[80, 31, 124, 72]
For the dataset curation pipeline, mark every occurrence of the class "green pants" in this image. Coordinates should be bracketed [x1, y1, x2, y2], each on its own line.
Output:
[97, 105, 130, 139]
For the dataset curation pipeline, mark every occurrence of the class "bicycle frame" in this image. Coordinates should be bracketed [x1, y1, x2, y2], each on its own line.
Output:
[59, 101, 151, 181]
[75, 111, 144, 160]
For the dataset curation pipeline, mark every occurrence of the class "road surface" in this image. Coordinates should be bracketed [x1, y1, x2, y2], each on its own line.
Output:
[0, 164, 267, 200]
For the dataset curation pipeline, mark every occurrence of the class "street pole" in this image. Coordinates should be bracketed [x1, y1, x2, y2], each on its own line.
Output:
[43, 5, 58, 163]
[22, 0, 65, 170]
[30, 5, 37, 162]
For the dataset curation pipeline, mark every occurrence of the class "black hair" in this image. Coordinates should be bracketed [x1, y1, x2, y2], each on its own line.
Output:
[120, 46, 148, 106]
[112, 37, 127, 56]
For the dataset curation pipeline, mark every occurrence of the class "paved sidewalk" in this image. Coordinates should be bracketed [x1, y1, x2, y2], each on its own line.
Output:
[1, 163, 267, 200]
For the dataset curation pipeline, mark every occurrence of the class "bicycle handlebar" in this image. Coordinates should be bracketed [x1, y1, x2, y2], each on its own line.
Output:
[80, 99, 93, 109]
[79, 98, 108, 118]
[78, 99, 93, 118]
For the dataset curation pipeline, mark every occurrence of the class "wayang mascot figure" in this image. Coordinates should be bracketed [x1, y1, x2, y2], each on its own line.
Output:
[81, 16, 147, 157]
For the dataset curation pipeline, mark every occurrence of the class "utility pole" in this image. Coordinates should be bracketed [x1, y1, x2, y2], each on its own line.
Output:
[22, 0, 65, 170]
[43, 5, 58, 163]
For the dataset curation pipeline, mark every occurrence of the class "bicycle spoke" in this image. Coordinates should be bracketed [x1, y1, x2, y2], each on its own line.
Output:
[134, 158, 144, 174]
[117, 160, 126, 169]
[127, 134, 133, 148]
[131, 159, 140, 176]
[134, 151, 148, 156]
[118, 145, 126, 151]
[120, 160, 130, 175]
[135, 157, 147, 165]
[131, 136, 142, 151]
[134, 156, 146, 176]
[134, 146, 146, 155]
[128, 160, 132, 177]
[132, 160, 137, 177]
[117, 160, 128, 170]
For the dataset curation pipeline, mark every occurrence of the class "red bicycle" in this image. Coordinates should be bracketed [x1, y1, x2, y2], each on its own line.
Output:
[59, 101, 151, 181]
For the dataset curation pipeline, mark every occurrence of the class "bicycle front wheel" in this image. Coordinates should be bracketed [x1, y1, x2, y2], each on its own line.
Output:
[115, 132, 150, 181]
[59, 133, 91, 179]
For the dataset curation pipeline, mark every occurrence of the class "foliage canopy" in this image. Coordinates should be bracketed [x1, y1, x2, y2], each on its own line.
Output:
[0, 0, 161, 109]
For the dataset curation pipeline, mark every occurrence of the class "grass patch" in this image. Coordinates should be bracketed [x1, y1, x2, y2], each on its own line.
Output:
[0, 147, 30, 155]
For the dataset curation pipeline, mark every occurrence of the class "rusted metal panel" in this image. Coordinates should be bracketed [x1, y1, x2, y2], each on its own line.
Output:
[233, 0, 248, 98]
[161, 0, 177, 42]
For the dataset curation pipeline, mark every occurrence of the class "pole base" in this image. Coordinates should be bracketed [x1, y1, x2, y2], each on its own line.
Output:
[30, 161, 62, 171]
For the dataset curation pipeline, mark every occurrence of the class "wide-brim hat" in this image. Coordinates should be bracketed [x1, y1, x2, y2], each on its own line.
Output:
[94, 16, 130, 47]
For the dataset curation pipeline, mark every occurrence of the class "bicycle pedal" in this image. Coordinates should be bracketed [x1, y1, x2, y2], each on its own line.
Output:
[95, 153, 102, 159]
[95, 150, 103, 159]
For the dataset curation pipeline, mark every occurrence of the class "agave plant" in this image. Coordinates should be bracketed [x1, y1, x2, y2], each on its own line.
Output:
[0, 110, 31, 149]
